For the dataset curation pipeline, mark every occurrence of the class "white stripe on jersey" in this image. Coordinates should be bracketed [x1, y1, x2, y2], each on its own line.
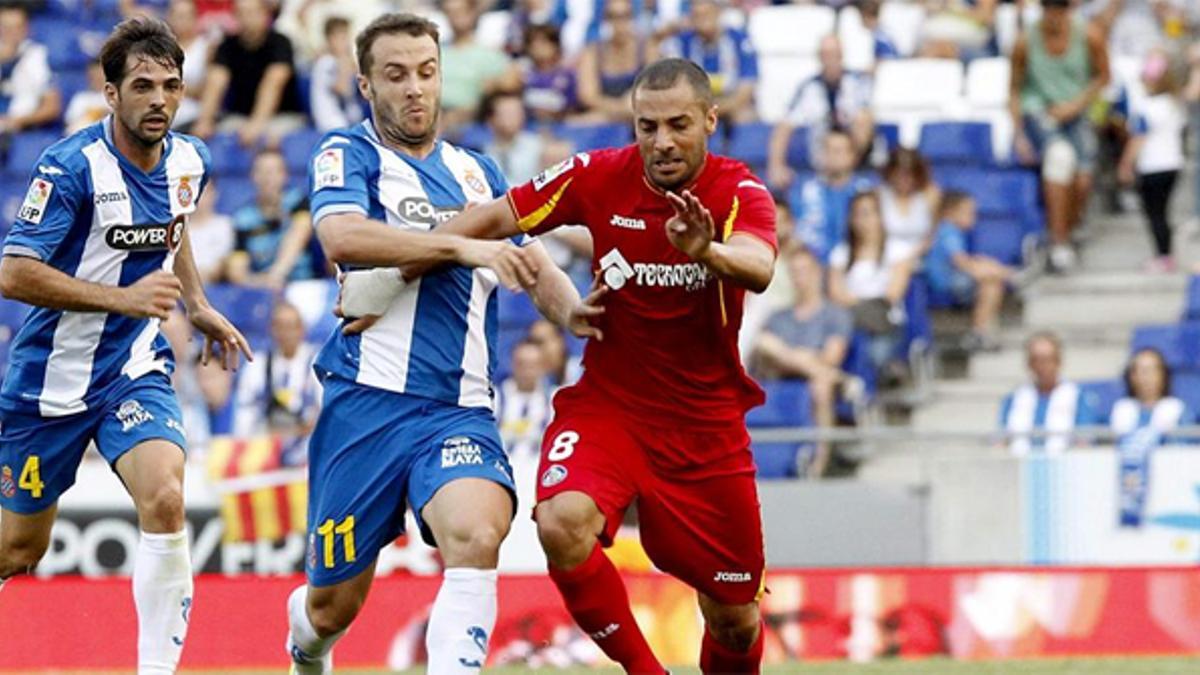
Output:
[40, 140, 132, 416]
[440, 143, 501, 409]
[122, 139, 205, 382]
[354, 142, 428, 392]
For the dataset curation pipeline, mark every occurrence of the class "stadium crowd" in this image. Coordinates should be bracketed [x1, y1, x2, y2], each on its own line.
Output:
[1, 0, 1199, 479]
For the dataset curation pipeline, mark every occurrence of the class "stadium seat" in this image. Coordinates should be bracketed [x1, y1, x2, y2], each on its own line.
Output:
[0, 296, 29, 332]
[966, 58, 1011, 109]
[7, 131, 60, 173]
[901, 273, 933, 359]
[215, 177, 256, 215]
[456, 123, 493, 153]
[1078, 379, 1123, 426]
[878, 1, 927, 56]
[1183, 276, 1200, 321]
[872, 59, 966, 147]
[281, 128, 324, 175]
[785, 127, 811, 171]
[205, 285, 277, 352]
[972, 216, 1026, 266]
[747, 380, 812, 428]
[747, 5, 835, 57]
[56, 68, 91, 107]
[282, 278, 340, 344]
[207, 133, 255, 177]
[918, 122, 994, 166]
[494, 324, 528, 382]
[1129, 324, 1193, 371]
[837, 6, 875, 72]
[553, 122, 631, 151]
[476, 10, 512, 51]
[724, 122, 773, 173]
[497, 288, 541, 330]
[755, 55, 818, 123]
[32, 20, 90, 70]
[935, 167, 1042, 233]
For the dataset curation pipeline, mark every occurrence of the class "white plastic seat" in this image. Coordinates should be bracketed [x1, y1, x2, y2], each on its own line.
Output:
[878, 1, 926, 57]
[747, 5, 836, 57]
[756, 55, 820, 123]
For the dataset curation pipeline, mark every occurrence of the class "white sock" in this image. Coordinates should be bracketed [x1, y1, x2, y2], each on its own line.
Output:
[133, 530, 193, 675]
[286, 585, 344, 674]
[425, 568, 499, 674]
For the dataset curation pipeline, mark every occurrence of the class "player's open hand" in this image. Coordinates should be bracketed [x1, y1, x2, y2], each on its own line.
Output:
[566, 278, 607, 341]
[665, 190, 715, 261]
[121, 270, 183, 320]
[189, 304, 254, 371]
[460, 239, 540, 291]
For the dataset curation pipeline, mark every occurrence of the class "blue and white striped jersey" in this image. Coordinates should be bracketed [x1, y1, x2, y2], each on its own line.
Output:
[1, 118, 210, 417]
[309, 120, 509, 410]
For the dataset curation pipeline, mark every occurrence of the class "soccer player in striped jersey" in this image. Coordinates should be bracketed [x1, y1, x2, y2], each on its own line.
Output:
[283, 14, 543, 674]
[0, 17, 251, 674]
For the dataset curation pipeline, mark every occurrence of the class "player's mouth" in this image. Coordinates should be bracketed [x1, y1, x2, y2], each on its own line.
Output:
[143, 115, 168, 130]
[654, 158, 685, 173]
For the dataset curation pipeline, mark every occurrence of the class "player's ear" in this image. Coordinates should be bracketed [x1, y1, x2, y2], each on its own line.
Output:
[103, 81, 120, 110]
[357, 74, 372, 102]
[704, 103, 719, 135]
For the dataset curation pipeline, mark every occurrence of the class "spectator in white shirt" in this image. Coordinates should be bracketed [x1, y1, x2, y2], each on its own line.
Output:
[233, 301, 321, 438]
[64, 60, 109, 134]
[310, 15, 363, 132]
[768, 34, 873, 189]
[0, 3, 61, 135]
[188, 180, 235, 283]
[497, 339, 553, 458]
[166, 0, 214, 130]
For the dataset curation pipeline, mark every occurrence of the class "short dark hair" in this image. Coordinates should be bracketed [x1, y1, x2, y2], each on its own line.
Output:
[632, 58, 714, 108]
[479, 89, 522, 123]
[883, 147, 932, 191]
[1125, 348, 1172, 400]
[356, 12, 440, 76]
[0, 2, 29, 19]
[939, 190, 974, 218]
[324, 15, 350, 40]
[99, 16, 185, 85]
[524, 23, 562, 53]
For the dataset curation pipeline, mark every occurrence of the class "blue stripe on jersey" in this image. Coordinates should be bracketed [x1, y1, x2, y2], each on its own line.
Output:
[404, 146, 473, 404]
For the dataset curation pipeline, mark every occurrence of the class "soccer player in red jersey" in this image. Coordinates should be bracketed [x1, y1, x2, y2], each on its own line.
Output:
[343, 57, 776, 673]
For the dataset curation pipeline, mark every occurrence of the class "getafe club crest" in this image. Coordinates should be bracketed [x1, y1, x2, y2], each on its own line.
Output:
[177, 176, 194, 208]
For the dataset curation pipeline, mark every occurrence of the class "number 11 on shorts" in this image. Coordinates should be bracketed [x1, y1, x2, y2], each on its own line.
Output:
[317, 515, 356, 569]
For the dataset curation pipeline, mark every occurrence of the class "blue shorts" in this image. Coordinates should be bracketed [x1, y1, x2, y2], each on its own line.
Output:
[1023, 113, 1098, 175]
[0, 372, 186, 513]
[305, 374, 516, 587]
[931, 270, 977, 306]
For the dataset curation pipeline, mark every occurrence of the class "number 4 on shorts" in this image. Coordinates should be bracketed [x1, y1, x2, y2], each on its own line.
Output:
[547, 431, 579, 461]
[19, 455, 44, 498]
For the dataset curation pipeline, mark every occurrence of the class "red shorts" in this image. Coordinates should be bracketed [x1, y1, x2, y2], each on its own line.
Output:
[535, 388, 766, 605]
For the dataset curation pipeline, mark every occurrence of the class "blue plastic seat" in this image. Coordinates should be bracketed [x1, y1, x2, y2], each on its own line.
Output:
[972, 216, 1025, 266]
[7, 131, 61, 173]
[205, 285, 277, 351]
[497, 288, 540, 330]
[1078, 378, 1124, 426]
[280, 128, 323, 176]
[455, 124, 493, 152]
[918, 121, 993, 165]
[33, 21, 90, 70]
[1130, 324, 1189, 370]
[206, 133, 255, 177]
[553, 123, 631, 152]
[747, 380, 813, 479]
[725, 121, 773, 173]
[1184, 276, 1200, 321]
[214, 177, 256, 215]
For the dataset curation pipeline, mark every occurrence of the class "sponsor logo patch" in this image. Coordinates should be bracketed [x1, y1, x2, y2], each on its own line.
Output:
[533, 154, 582, 191]
[314, 148, 344, 190]
[18, 178, 53, 224]
[591, 623, 619, 639]
[116, 399, 155, 432]
[398, 197, 461, 228]
[94, 191, 129, 205]
[714, 571, 753, 583]
[0, 465, 14, 498]
[441, 436, 483, 468]
[105, 217, 185, 252]
[540, 464, 568, 488]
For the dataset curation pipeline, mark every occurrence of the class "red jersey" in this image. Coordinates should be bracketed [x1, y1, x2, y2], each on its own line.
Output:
[507, 145, 777, 431]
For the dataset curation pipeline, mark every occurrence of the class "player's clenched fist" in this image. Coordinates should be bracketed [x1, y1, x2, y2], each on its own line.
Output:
[119, 270, 182, 320]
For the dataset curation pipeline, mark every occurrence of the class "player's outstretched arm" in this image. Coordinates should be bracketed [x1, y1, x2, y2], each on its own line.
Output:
[522, 241, 606, 341]
[665, 190, 775, 293]
[174, 230, 253, 370]
[0, 255, 180, 318]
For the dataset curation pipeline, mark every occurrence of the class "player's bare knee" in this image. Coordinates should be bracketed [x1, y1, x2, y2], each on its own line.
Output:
[437, 518, 508, 568]
[307, 589, 363, 637]
[536, 498, 601, 568]
[705, 603, 761, 652]
[0, 539, 47, 578]
[136, 482, 185, 533]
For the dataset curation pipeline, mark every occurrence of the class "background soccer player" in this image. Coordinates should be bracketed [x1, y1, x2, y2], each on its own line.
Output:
[0, 17, 251, 674]
[283, 13, 542, 674]
[343, 57, 777, 674]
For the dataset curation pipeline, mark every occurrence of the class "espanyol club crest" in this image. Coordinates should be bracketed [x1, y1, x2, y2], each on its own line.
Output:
[464, 170, 488, 197]
[177, 176, 194, 208]
[0, 465, 15, 499]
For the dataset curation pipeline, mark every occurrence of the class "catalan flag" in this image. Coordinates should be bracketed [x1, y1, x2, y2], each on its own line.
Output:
[206, 435, 307, 543]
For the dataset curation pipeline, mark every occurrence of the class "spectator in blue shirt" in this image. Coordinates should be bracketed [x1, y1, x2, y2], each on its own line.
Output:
[1000, 332, 1099, 455]
[790, 129, 875, 263]
[860, 0, 900, 62]
[925, 191, 1014, 351]
[754, 242, 856, 477]
[226, 149, 323, 289]
[662, 0, 758, 121]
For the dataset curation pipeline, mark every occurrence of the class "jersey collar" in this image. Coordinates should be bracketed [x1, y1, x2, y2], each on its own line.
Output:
[102, 115, 172, 177]
[362, 119, 442, 162]
[641, 152, 711, 198]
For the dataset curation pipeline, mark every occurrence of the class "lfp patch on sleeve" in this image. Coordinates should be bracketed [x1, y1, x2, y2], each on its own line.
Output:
[17, 178, 54, 224]
[313, 148, 345, 190]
